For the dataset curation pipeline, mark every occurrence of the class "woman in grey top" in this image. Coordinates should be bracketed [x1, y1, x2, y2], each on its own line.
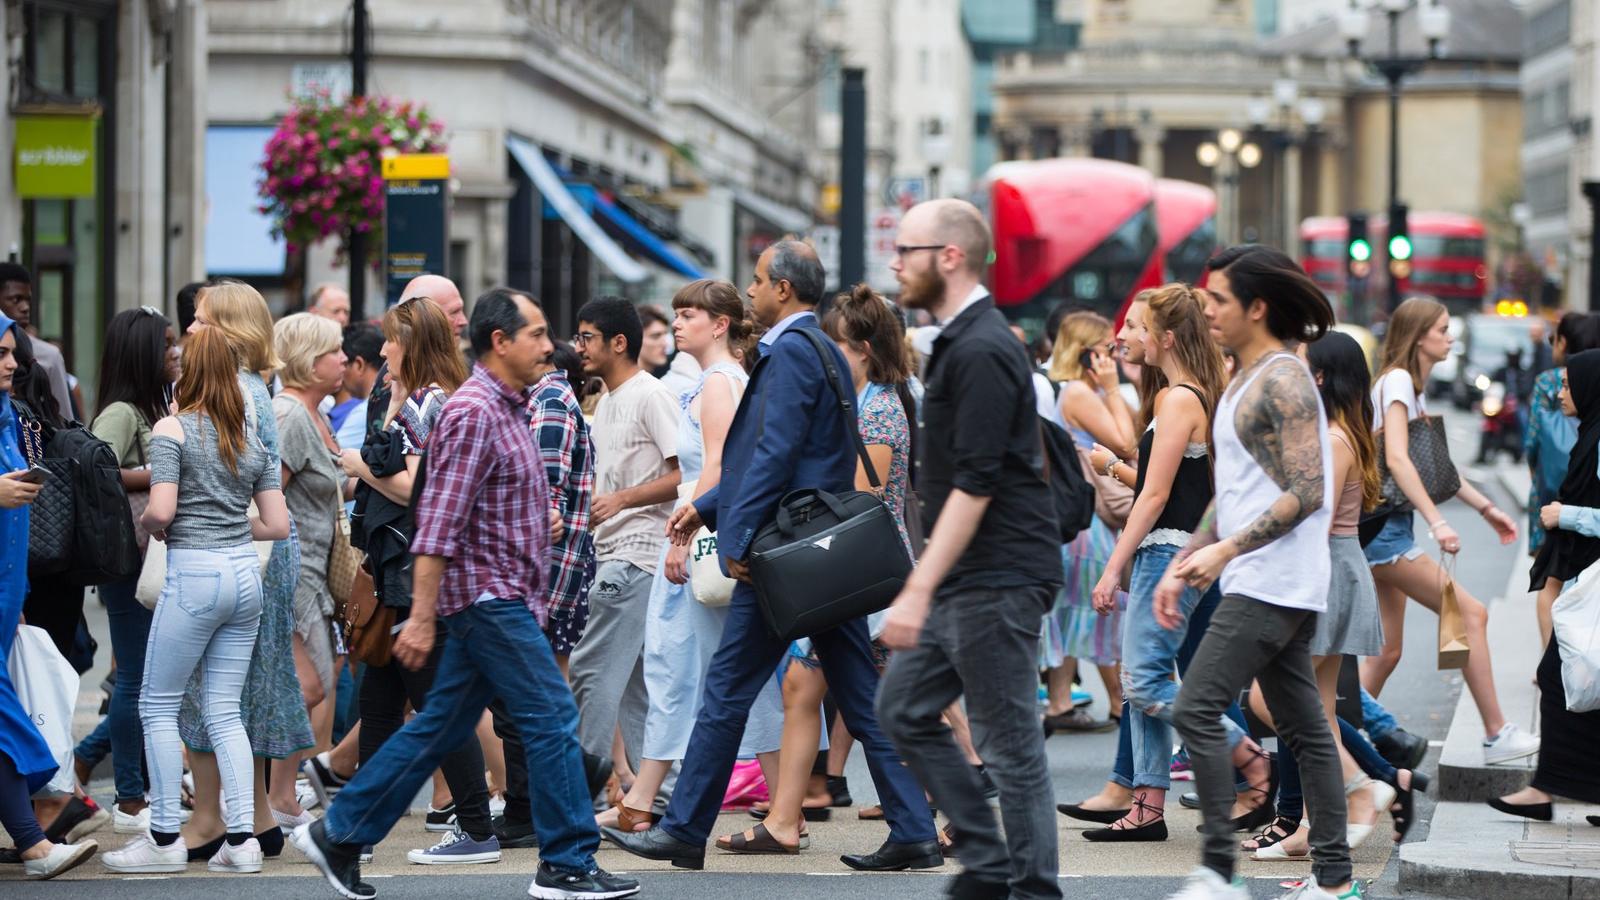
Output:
[267, 313, 349, 828]
[102, 327, 289, 876]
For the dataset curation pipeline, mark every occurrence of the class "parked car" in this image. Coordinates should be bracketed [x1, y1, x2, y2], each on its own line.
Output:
[1453, 313, 1532, 410]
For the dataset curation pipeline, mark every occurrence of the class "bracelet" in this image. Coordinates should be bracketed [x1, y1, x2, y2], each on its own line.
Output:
[1427, 520, 1449, 535]
[1103, 457, 1119, 479]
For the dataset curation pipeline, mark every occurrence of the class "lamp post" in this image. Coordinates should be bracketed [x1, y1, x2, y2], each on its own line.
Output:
[1250, 80, 1327, 253]
[1341, 0, 1451, 314]
[1198, 128, 1261, 246]
[922, 118, 951, 200]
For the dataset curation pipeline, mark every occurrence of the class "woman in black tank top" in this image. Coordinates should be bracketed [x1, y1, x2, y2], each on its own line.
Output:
[1071, 284, 1240, 842]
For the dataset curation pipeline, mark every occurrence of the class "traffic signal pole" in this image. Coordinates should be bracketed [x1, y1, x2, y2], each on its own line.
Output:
[348, 0, 370, 321]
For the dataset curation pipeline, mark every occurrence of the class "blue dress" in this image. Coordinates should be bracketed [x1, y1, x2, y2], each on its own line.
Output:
[179, 371, 313, 758]
[640, 363, 783, 761]
[0, 364, 58, 793]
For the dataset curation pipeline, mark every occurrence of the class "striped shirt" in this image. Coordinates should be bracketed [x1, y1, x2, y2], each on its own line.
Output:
[528, 370, 596, 620]
[411, 363, 552, 621]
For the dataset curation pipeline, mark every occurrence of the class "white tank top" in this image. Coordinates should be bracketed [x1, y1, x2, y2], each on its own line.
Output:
[1214, 352, 1334, 612]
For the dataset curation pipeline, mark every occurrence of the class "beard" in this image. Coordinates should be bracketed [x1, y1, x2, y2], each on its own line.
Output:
[898, 265, 946, 312]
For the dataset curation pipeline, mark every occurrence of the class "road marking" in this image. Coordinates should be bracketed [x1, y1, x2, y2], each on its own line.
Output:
[1429, 740, 1446, 747]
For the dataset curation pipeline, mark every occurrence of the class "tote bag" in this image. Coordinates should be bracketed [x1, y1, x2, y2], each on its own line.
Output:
[8, 625, 79, 796]
[678, 479, 734, 608]
[1554, 560, 1600, 713]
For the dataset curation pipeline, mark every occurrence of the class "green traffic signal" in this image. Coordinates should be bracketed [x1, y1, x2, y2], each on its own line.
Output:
[1388, 233, 1413, 261]
[1348, 238, 1372, 262]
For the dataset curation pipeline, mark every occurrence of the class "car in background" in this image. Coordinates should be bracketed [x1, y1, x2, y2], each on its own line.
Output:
[1427, 316, 1465, 399]
[1453, 313, 1532, 410]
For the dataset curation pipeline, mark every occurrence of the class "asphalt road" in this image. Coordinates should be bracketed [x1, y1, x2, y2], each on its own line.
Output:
[16, 407, 1523, 899]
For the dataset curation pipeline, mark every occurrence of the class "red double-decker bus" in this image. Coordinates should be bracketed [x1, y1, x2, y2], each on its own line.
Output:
[1300, 212, 1488, 318]
[982, 158, 1162, 336]
[1155, 179, 1218, 284]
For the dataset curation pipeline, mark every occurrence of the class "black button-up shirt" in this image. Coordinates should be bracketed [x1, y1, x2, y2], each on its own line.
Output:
[919, 296, 1062, 593]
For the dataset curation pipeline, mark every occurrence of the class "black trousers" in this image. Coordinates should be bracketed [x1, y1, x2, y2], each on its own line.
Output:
[22, 572, 86, 662]
[357, 618, 494, 839]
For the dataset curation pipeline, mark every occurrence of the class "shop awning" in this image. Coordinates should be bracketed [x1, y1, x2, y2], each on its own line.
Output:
[732, 186, 812, 235]
[591, 192, 705, 280]
[506, 135, 647, 283]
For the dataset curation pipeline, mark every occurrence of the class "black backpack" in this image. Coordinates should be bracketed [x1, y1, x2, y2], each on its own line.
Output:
[1040, 416, 1095, 543]
[45, 424, 141, 585]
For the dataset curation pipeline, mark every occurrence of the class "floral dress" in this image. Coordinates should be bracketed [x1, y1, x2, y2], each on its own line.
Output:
[179, 371, 313, 758]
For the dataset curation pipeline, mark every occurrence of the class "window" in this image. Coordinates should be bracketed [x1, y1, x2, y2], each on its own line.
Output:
[1525, 0, 1571, 59]
[1523, 80, 1570, 139]
[1526, 163, 1569, 218]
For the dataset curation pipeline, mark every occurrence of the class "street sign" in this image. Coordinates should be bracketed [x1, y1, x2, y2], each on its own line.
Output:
[14, 114, 97, 198]
[292, 62, 353, 101]
[382, 154, 450, 305]
[884, 177, 926, 211]
[867, 207, 901, 294]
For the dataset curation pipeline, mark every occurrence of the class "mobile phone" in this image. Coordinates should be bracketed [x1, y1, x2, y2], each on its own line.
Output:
[1078, 348, 1096, 371]
[15, 465, 50, 485]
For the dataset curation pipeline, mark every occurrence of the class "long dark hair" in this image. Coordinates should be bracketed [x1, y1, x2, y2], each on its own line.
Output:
[98, 307, 173, 432]
[7, 324, 64, 428]
[823, 284, 917, 470]
[1306, 331, 1382, 511]
[1207, 244, 1334, 344]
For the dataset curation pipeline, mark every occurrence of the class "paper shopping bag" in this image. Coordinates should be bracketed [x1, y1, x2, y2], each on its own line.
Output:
[1438, 554, 1470, 670]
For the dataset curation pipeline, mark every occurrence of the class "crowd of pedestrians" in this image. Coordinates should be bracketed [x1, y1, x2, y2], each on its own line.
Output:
[2, 197, 1598, 900]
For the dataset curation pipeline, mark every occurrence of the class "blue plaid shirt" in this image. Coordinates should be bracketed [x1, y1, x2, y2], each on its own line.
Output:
[528, 370, 596, 620]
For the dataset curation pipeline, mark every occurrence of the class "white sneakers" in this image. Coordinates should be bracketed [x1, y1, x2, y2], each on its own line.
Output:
[1483, 722, 1541, 765]
[208, 837, 264, 874]
[23, 840, 98, 880]
[1168, 867, 1250, 900]
[102, 833, 188, 873]
[273, 806, 318, 830]
[113, 805, 151, 835]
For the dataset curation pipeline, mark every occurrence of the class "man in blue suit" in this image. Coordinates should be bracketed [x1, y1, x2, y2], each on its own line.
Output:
[602, 241, 940, 871]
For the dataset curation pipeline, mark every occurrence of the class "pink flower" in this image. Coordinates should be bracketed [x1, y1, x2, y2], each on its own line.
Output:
[406, 116, 420, 131]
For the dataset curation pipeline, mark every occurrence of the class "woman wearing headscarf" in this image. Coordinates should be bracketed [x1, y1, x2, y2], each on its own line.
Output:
[0, 313, 99, 878]
[1490, 349, 1600, 822]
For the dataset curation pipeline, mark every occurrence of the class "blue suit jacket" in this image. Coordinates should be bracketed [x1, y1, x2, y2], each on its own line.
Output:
[692, 313, 857, 566]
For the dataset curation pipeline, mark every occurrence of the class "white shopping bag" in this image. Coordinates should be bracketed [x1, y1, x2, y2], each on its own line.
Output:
[1553, 561, 1600, 713]
[7, 624, 80, 795]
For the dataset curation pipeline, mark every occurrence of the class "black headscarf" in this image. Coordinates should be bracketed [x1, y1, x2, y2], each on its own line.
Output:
[1530, 349, 1600, 589]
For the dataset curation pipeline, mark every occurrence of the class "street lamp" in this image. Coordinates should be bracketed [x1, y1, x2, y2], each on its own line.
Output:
[1197, 129, 1261, 245]
[922, 118, 951, 200]
[1343, 0, 1452, 313]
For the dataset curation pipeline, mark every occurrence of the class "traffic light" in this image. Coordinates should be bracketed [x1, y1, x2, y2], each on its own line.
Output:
[1388, 203, 1412, 279]
[1346, 213, 1371, 279]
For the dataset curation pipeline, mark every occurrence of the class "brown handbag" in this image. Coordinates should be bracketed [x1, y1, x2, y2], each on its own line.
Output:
[338, 565, 394, 667]
[1076, 444, 1134, 531]
[326, 509, 363, 606]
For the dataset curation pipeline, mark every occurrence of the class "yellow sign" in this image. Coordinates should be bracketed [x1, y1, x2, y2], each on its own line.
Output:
[381, 154, 449, 180]
[15, 114, 98, 198]
[820, 183, 841, 218]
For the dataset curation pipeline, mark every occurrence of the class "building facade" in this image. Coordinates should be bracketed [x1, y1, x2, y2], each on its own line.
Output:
[1521, 0, 1594, 310]
[3, 0, 206, 410]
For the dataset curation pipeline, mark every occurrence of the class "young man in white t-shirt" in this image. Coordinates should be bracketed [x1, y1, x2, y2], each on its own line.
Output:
[1154, 246, 1355, 900]
[567, 298, 681, 807]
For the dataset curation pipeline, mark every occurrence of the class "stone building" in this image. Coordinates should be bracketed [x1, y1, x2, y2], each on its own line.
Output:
[1520, 0, 1595, 309]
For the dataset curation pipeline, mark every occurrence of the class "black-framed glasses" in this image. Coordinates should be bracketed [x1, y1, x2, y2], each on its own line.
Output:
[574, 330, 601, 345]
[894, 244, 947, 258]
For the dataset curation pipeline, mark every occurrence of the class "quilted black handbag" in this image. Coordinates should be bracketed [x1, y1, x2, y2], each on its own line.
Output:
[747, 330, 913, 642]
[1373, 415, 1461, 515]
[15, 403, 74, 573]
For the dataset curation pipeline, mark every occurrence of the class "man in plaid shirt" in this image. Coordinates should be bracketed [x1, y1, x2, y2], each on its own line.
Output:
[491, 346, 600, 851]
[296, 289, 637, 900]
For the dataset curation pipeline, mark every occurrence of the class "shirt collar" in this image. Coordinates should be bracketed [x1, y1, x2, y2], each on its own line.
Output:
[937, 284, 991, 327]
[760, 309, 816, 347]
[473, 362, 534, 407]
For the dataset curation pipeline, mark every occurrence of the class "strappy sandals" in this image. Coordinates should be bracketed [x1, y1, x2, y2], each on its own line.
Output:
[1230, 745, 1279, 833]
[1240, 814, 1299, 852]
[1390, 769, 1431, 841]
[716, 823, 799, 855]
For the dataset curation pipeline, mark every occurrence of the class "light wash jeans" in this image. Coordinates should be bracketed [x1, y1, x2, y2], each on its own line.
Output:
[140, 545, 262, 835]
[1121, 543, 1246, 790]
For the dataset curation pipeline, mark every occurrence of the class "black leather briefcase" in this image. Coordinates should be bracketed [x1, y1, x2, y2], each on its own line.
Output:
[746, 330, 912, 642]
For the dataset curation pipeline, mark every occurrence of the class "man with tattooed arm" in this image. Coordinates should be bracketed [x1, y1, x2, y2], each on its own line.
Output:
[1154, 246, 1357, 900]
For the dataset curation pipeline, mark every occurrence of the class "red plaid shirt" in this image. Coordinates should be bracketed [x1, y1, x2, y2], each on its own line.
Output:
[411, 363, 552, 621]
[528, 370, 595, 619]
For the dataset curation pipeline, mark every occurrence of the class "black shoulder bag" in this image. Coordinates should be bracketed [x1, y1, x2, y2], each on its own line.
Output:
[746, 330, 914, 642]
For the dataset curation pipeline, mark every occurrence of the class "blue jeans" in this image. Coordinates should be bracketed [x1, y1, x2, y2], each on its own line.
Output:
[1121, 544, 1246, 790]
[75, 578, 151, 803]
[142, 546, 262, 834]
[1360, 687, 1397, 741]
[323, 599, 598, 873]
[666, 582, 934, 847]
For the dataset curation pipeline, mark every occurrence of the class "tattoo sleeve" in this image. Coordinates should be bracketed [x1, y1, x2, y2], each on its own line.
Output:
[1179, 501, 1219, 557]
[1225, 359, 1326, 557]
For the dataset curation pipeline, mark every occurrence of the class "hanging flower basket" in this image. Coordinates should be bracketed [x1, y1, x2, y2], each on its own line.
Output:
[258, 90, 447, 263]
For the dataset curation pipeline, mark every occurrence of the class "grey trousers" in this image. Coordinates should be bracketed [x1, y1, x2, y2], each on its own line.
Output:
[1172, 594, 1352, 888]
[878, 584, 1062, 900]
[568, 560, 652, 776]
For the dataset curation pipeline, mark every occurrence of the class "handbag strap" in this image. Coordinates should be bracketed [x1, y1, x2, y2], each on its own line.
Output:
[795, 328, 883, 490]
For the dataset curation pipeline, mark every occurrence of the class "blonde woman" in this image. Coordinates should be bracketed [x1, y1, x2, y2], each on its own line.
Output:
[1362, 297, 1535, 766]
[1040, 311, 1137, 732]
[177, 280, 313, 861]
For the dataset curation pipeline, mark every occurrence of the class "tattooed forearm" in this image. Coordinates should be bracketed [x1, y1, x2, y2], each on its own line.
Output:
[1226, 359, 1326, 557]
[1181, 501, 1220, 555]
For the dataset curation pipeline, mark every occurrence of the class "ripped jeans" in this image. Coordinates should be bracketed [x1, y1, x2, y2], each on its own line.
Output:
[1120, 542, 1246, 790]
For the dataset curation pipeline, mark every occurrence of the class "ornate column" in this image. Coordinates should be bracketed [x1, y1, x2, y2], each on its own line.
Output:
[1061, 122, 1092, 159]
[1136, 123, 1166, 177]
[1282, 135, 1303, 253]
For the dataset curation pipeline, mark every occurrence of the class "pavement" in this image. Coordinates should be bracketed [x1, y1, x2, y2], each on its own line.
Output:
[4, 406, 1571, 899]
